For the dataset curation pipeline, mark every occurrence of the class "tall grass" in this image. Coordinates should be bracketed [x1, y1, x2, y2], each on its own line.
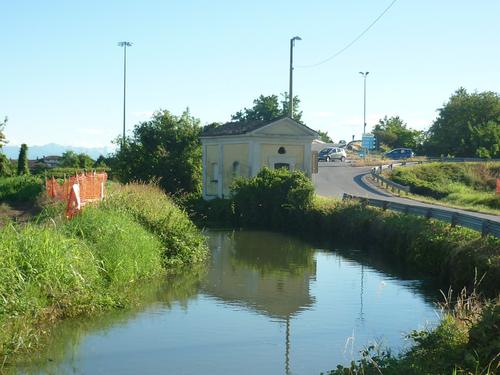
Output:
[103, 183, 207, 266]
[0, 223, 102, 357]
[322, 289, 500, 375]
[0, 182, 207, 363]
[63, 206, 164, 286]
[389, 162, 500, 211]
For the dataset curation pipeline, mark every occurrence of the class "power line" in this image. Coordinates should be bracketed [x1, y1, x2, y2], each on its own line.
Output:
[297, 0, 400, 69]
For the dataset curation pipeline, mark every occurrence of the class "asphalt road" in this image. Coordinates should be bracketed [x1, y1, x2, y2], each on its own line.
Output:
[312, 163, 500, 223]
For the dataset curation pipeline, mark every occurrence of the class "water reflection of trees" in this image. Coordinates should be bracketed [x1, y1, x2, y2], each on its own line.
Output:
[8, 264, 206, 375]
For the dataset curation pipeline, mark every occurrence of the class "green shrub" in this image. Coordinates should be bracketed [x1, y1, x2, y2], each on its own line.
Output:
[0, 154, 12, 177]
[0, 176, 43, 203]
[466, 303, 500, 368]
[41, 167, 111, 178]
[231, 168, 314, 228]
[175, 192, 235, 227]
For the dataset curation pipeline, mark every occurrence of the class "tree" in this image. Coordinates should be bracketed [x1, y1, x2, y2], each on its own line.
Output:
[0, 154, 12, 176]
[231, 93, 303, 123]
[60, 151, 80, 168]
[93, 155, 108, 168]
[316, 129, 333, 143]
[372, 116, 423, 151]
[77, 153, 95, 169]
[0, 116, 7, 149]
[0, 117, 12, 176]
[17, 144, 29, 175]
[113, 109, 202, 194]
[424, 88, 500, 157]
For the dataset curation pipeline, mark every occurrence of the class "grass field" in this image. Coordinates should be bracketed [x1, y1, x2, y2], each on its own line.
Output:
[386, 162, 500, 214]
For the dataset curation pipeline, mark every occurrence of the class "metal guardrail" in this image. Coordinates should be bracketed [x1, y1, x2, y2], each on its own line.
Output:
[342, 193, 500, 238]
[370, 170, 410, 194]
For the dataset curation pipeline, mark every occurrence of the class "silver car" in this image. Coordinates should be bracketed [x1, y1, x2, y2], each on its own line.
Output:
[318, 147, 347, 162]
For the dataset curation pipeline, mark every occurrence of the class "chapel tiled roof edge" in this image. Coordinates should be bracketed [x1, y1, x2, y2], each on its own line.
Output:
[201, 116, 318, 137]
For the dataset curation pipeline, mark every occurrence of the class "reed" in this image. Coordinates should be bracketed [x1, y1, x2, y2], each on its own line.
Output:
[322, 288, 499, 375]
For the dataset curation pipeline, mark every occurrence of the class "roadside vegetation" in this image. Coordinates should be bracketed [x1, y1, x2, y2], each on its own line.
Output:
[0, 175, 43, 204]
[387, 162, 500, 213]
[0, 183, 207, 364]
[322, 290, 499, 375]
[180, 168, 500, 374]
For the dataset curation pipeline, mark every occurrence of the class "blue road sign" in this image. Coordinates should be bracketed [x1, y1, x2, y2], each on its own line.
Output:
[362, 134, 376, 150]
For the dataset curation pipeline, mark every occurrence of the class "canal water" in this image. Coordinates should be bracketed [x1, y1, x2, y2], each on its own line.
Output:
[14, 230, 440, 375]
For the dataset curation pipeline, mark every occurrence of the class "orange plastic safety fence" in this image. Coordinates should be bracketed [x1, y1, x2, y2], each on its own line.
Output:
[45, 172, 108, 218]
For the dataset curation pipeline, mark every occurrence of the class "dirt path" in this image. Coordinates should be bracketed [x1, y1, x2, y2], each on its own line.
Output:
[0, 202, 40, 226]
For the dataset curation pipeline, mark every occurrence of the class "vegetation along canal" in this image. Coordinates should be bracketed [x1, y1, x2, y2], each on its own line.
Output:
[13, 230, 440, 375]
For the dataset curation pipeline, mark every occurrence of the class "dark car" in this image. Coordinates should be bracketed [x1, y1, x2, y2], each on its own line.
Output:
[318, 147, 347, 162]
[384, 148, 415, 160]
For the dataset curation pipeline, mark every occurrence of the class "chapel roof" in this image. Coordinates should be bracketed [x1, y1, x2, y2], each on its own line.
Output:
[201, 116, 317, 137]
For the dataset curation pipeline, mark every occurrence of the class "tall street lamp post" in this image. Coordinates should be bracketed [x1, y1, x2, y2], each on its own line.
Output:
[359, 71, 369, 135]
[289, 36, 302, 118]
[118, 41, 132, 148]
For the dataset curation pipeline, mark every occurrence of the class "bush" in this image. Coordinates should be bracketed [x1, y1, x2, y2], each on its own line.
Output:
[231, 168, 314, 228]
[175, 192, 235, 227]
[0, 176, 43, 203]
[0, 154, 12, 177]
[41, 167, 111, 178]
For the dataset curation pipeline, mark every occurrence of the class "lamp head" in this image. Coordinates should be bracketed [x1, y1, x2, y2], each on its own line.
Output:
[117, 41, 133, 47]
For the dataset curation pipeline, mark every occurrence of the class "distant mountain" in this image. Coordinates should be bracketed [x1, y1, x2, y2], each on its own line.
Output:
[2, 143, 113, 160]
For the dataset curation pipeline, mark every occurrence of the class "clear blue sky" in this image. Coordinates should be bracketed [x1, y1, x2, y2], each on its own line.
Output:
[1, 0, 499, 148]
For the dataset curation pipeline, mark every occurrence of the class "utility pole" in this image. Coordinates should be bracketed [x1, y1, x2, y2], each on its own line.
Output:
[359, 71, 369, 135]
[289, 36, 301, 118]
[118, 41, 132, 148]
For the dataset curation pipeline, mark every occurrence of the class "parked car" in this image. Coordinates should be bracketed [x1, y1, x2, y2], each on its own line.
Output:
[318, 147, 347, 162]
[336, 140, 347, 148]
[384, 148, 415, 160]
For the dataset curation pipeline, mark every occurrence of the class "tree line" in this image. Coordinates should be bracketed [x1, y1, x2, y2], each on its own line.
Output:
[371, 88, 500, 158]
[0, 117, 108, 178]
[1, 87, 498, 195]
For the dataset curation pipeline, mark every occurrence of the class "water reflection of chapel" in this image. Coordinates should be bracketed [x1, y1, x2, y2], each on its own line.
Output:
[201, 230, 317, 320]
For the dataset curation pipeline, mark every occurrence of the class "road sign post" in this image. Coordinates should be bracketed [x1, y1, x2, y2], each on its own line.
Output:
[361, 134, 376, 158]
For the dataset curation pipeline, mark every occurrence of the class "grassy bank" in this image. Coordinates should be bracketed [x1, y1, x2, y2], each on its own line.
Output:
[387, 162, 500, 213]
[0, 183, 207, 364]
